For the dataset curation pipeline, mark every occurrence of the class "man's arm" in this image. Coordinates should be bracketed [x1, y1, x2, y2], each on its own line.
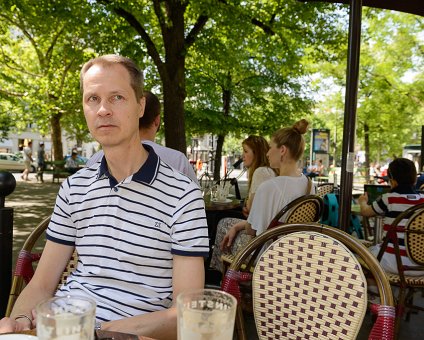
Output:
[3, 241, 74, 331]
[358, 193, 377, 217]
[101, 255, 205, 340]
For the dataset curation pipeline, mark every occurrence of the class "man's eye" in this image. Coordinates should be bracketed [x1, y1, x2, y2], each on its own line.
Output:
[112, 95, 124, 101]
[87, 96, 98, 102]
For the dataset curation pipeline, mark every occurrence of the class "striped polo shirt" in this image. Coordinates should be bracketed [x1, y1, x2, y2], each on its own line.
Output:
[372, 186, 424, 260]
[47, 145, 209, 322]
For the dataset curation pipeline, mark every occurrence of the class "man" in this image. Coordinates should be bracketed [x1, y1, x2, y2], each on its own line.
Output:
[65, 151, 79, 174]
[86, 90, 198, 184]
[2, 55, 209, 339]
[21, 141, 33, 181]
[35, 142, 45, 183]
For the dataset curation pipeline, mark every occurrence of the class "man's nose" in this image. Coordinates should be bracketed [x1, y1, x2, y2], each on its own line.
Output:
[97, 101, 112, 116]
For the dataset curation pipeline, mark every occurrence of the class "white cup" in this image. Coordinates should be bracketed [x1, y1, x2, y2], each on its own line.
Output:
[177, 289, 237, 340]
[36, 295, 96, 340]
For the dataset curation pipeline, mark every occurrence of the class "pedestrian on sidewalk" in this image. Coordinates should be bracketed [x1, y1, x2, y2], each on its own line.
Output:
[21, 141, 33, 181]
[36, 142, 46, 183]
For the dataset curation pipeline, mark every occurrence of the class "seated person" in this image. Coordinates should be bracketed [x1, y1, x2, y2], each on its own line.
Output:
[65, 151, 79, 174]
[210, 119, 315, 273]
[0, 55, 208, 338]
[209, 135, 277, 272]
[358, 158, 424, 275]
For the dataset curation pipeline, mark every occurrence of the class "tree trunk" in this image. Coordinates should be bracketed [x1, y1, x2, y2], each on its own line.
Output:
[161, 3, 186, 154]
[364, 122, 370, 183]
[51, 112, 63, 161]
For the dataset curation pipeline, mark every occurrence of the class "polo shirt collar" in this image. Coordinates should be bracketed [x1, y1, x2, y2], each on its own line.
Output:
[98, 144, 159, 186]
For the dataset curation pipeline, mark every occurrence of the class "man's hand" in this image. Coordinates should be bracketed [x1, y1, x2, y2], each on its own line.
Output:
[0, 316, 31, 334]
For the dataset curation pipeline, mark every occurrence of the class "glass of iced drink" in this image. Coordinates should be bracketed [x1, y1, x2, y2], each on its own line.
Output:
[177, 289, 237, 340]
[36, 295, 96, 340]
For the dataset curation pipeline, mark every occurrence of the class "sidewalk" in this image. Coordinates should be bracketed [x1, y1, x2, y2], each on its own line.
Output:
[6, 173, 61, 268]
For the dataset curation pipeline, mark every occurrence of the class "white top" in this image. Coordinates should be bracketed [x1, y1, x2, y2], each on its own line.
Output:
[86, 140, 198, 185]
[249, 167, 276, 195]
[23, 146, 32, 162]
[49, 145, 209, 321]
[247, 174, 315, 235]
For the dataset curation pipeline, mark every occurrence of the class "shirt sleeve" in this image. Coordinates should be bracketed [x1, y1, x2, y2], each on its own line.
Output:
[170, 182, 209, 257]
[247, 180, 279, 235]
[46, 180, 76, 246]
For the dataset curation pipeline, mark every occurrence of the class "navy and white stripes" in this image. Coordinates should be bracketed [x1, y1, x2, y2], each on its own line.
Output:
[47, 145, 209, 321]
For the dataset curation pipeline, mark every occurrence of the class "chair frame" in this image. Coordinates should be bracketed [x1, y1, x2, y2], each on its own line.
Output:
[225, 222, 394, 340]
[6, 215, 78, 317]
[376, 203, 424, 337]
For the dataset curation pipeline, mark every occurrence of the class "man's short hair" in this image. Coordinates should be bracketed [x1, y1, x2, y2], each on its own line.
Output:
[388, 158, 417, 186]
[140, 90, 161, 129]
[80, 55, 144, 100]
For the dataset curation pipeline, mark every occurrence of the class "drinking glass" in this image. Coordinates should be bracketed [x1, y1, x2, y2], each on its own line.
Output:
[36, 295, 96, 340]
[177, 289, 237, 340]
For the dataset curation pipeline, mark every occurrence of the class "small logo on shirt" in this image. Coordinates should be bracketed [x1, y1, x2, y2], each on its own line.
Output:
[154, 222, 161, 228]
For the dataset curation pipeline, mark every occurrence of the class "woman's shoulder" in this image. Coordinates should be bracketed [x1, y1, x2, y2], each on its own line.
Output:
[253, 166, 276, 176]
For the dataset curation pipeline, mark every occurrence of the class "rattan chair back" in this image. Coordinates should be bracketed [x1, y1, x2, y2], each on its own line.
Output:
[224, 223, 394, 340]
[6, 215, 78, 316]
[268, 194, 324, 229]
[404, 208, 424, 265]
[253, 231, 367, 339]
[316, 183, 335, 198]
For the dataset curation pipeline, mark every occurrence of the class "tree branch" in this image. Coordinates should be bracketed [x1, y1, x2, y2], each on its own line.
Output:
[45, 26, 65, 64]
[0, 87, 25, 98]
[185, 14, 209, 49]
[98, 1, 165, 77]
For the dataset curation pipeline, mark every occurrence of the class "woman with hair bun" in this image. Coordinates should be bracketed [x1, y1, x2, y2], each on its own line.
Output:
[210, 119, 314, 273]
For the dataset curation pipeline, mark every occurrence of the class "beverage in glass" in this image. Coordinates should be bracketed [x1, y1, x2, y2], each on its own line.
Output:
[36, 295, 96, 340]
[177, 289, 237, 340]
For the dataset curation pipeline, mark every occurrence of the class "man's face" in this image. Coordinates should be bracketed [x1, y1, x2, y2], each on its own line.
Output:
[82, 63, 145, 148]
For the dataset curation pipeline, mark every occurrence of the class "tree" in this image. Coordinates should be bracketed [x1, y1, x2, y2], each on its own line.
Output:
[313, 9, 424, 177]
[94, 0, 344, 155]
[0, 1, 90, 160]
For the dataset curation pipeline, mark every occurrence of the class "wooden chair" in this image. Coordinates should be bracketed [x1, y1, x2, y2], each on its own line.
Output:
[221, 195, 324, 272]
[316, 183, 334, 198]
[376, 203, 424, 337]
[6, 215, 78, 317]
[222, 223, 395, 340]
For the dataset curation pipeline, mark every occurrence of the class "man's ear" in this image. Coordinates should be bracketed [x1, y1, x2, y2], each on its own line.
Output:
[153, 115, 161, 132]
[139, 96, 146, 118]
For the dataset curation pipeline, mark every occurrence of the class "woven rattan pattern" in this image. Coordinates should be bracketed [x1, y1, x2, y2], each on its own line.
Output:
[58, 250, 79, 289]
[405, 209, 424, 265]
[317, 184, 334, 198]
[252, 232, 367, 340]
[286, 201, 319, 224]
[386, 272, 424, 285]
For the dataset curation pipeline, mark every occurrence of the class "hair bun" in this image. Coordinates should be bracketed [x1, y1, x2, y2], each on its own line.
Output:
[293, 119, 309, 135]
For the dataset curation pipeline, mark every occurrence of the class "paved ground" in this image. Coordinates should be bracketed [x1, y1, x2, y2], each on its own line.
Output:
[4, 171, 423, 338]
[6, 173, 60, 269]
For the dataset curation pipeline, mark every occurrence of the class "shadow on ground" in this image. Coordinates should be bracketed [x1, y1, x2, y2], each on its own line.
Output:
[6, 179, 60, 268]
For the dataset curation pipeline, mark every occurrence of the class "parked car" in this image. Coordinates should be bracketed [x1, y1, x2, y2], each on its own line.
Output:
[0, 153, 36, 172]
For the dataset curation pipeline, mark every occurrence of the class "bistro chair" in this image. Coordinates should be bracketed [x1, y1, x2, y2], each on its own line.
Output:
[316, 183, 334, 198]
[376, 203, 424, 337]
[6, 215, 78, 316]
[222, 223, 395, 340]
[221, 195, 324, 274]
